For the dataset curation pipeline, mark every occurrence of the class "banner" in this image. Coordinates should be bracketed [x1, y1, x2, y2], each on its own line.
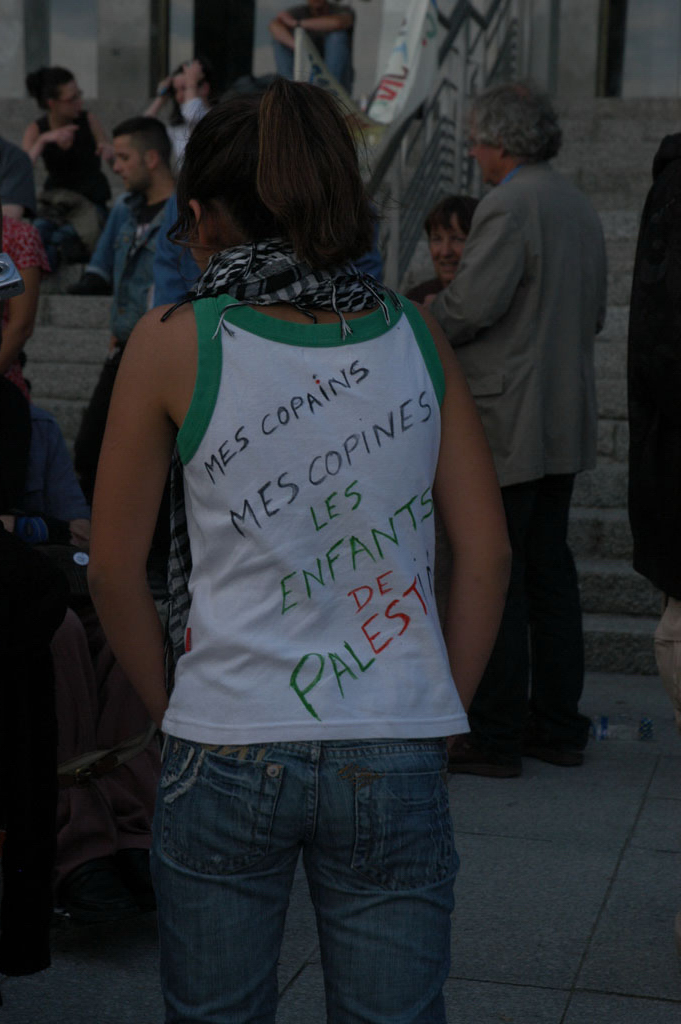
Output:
[293, 29, 386, 151]
[367, 0, 442, 127]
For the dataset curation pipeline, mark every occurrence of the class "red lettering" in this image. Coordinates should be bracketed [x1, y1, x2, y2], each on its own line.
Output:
[402, 577, 428, 615]
[376, 570, 393, 596]
[384, 599, 410, 635]
[361, 613, 393, 655]
[348, 585, 374, 612]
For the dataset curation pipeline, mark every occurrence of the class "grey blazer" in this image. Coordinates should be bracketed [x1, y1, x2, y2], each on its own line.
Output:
[431, 162, 607, 488]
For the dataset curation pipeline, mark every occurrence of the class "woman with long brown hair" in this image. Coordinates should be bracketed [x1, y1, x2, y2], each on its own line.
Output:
[88, 79, 509, 1023]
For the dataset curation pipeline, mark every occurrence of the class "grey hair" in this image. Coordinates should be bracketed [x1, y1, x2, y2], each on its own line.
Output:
[471, 81, 562, 162]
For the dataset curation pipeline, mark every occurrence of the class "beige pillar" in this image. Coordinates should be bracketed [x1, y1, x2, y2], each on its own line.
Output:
[556, 0, 600, 99]
[98, 0, 152, 103]
[0, 0, 25, 99]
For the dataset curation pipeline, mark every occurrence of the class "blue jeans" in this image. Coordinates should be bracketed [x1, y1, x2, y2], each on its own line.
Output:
[152, 737, 458, 1023]
[273, 29, 353, 92]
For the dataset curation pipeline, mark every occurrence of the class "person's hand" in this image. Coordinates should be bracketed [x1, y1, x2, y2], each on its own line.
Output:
[423, 292, 437, 307]
[155, 74, 172, 98]
[97, 140, 115, 165]
[0, 514, 16, 533]
[47, 123, 78, 148]
[69, 518, 91, 550]
[279, 10, 298, 27]
[183, 59, 204, 87]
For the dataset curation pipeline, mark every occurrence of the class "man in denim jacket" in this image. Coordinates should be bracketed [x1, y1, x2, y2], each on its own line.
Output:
[71, 117, 174, 502]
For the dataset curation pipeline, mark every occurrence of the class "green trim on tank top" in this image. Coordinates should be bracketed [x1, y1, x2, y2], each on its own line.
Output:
[177, 293, 444, 464]
[208, 292, 403, 345]
[177, 298, 223, 464]
[400, 297, 445, 408]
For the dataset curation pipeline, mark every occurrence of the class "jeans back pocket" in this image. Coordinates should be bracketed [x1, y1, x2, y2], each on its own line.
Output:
[352, 769, 456, 891]
[159, 741, 284, 876]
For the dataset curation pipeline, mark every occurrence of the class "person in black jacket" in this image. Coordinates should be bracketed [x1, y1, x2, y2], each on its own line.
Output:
[627, 131, 681, 958]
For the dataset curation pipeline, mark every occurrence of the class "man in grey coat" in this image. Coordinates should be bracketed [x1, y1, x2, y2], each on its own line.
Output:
[431, 82, 607, 777]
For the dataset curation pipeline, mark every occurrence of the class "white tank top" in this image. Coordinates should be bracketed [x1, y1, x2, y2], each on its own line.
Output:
[162, 294, 469, 743]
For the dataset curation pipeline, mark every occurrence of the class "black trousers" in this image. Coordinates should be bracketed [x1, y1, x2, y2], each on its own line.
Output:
[0, 376, 31, 510]
[73, 344, 170, 586]
[468, 473, 590, 760]
[73, 345, 124, 505]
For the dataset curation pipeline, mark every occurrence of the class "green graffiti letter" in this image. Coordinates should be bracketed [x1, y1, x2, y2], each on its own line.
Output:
[280, 572, 298, 614]
[328, 652, 357, 697]
[349, 535, 376, 571]
[290, 653, 325, 720]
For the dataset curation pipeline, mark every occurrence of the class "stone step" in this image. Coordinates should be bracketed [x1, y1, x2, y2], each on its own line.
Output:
[583, 613, 657, 675]
[607, 264, 635, 307]
[28, 361, 103, 402]
[573, 462, 627, 508]
[36, 294, 111, 329]
[31, 397, 87, 448]
[588, 189, 647, 214]
[40, 263, 88, 294]
[597, 210, 641, 243]
[595, 339, 626, 377]
[597, 418, 628, 462]
[596, 377, 627, 419]
[27, 326, 109, 364]
[555, 140, 657, 175]
[561, 166, 650, 202]
[600, 305, 629, 345]
[577, 558, 660, 616]
[568, 507, 632, 560]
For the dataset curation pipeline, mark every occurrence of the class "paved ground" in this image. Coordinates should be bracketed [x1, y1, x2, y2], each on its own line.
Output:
[1, 671, 679, 1023]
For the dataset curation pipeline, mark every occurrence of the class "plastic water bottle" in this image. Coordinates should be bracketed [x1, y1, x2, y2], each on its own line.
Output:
[591, 714, 654, 741]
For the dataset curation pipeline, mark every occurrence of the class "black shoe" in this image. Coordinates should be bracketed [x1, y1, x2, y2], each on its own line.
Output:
[67, 272, 112, 296]
[447, 734, 522, 778]
[58, 856, 139, 924]
[115, 848, 156, 911]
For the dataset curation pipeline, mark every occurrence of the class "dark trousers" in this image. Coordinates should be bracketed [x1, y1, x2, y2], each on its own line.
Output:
[0, 376, 31, 510]
[73, 343, 170, 588]
[73, 345, 124, 504]
[468, 473, 590, 760]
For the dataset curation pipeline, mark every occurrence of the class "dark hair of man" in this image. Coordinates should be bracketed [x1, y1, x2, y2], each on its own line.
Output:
[112, 117, 172, 168]
[424, 194, 479, 238]
[173, 78, 375, 269]
[25, 67, 74, 110]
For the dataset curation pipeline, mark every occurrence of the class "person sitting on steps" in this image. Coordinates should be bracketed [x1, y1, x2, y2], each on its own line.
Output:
[67, 117, 174, 506]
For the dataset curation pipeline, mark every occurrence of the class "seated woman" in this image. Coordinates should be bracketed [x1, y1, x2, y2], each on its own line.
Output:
[22, 66, 113, 268]
[0, 176, 50, 399]
[407, 194, 479, 304]
[145, 58, 215, 169]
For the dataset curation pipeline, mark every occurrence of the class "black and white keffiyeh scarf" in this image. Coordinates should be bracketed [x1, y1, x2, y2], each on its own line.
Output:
[165, 240, 401, 677]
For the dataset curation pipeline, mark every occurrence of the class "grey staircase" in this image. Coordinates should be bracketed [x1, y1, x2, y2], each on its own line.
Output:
[27, 285, 110, 448]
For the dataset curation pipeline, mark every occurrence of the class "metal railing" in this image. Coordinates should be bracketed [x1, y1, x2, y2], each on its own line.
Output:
[369, 0, 528, 287]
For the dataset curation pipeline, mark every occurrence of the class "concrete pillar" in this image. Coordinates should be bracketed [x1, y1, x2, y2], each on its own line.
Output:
[0, 0, 26, 99]
[98, 0, 152, 103]
[555, 0, 600, 99]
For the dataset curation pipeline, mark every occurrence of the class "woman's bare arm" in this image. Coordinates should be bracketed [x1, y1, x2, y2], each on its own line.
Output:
[418, 304, 511, 711]
[87, 111, 114, 164]
[88, 306, 196, 727]
[22, 120, 77, 163]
